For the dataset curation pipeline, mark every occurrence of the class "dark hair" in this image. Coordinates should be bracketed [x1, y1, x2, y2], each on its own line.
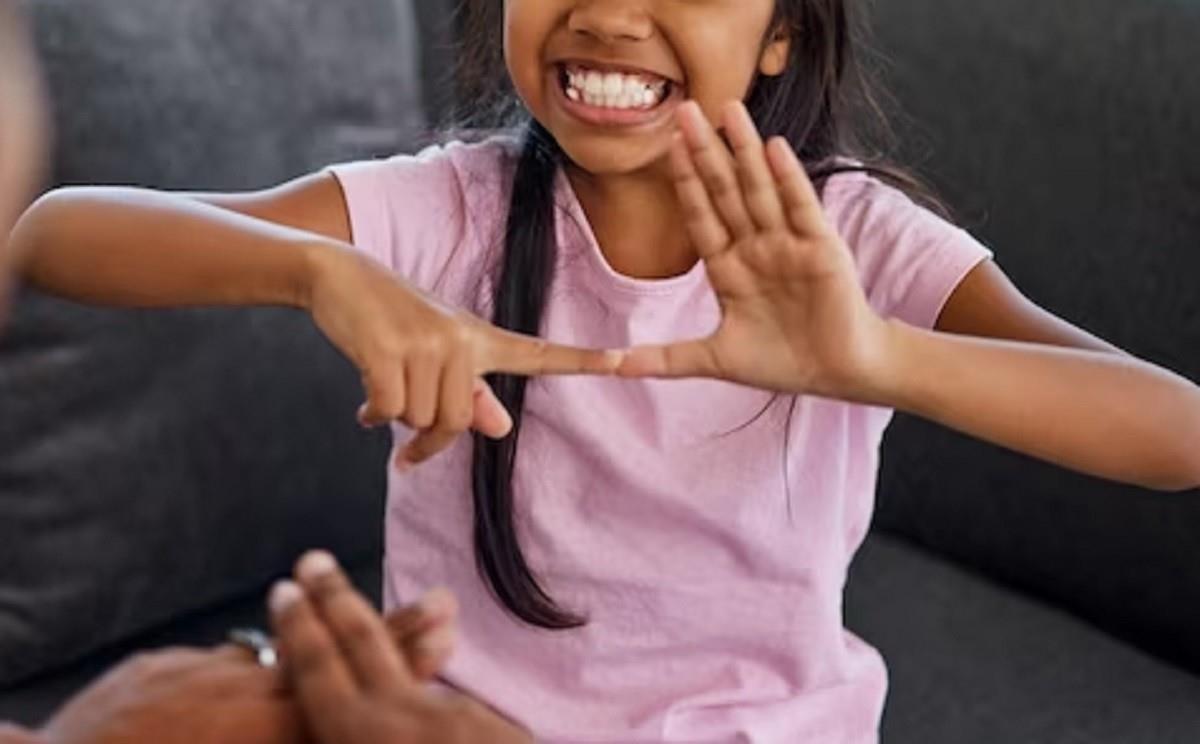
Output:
[452, 0, 934, 629]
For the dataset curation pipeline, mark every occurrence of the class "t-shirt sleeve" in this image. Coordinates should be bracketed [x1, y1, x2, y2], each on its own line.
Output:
[824, 173, 994, 331]
[326, 144, 472, 290]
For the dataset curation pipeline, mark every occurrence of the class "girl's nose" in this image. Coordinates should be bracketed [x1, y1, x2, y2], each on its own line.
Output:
[567, 1, 654, 44]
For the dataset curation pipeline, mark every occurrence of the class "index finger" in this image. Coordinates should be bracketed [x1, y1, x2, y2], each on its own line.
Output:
[295, 551, 415, 693]
[268, 580, 357, 720]
[478, 325, 625, 377]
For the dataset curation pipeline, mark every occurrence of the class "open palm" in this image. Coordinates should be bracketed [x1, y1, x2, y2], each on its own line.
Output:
[618, 101, 891, 402]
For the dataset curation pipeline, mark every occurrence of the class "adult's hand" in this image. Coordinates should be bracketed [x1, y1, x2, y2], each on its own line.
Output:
[383, 586, 459, 683]
[271, 551, 533, 744]
[37, 646, 307, 744]
[0, 1, 49, 317]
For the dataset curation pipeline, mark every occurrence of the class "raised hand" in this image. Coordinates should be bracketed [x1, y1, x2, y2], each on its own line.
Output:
[618, 101, 892, 403]
[271, 551, 533, 744]
[308, 250, 623, 469]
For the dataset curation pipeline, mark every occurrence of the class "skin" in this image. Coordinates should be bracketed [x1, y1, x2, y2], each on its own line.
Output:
[0, 0, 48, 316]
[0, 580, 470, 744]
[505, 0, 788, 279]
[4, 0, 1199, 737]
[269, 552, 533, 744]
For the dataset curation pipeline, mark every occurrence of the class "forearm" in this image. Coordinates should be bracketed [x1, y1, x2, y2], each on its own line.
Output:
[9, 187, 340, 309]
[874, 320, 1200, 492]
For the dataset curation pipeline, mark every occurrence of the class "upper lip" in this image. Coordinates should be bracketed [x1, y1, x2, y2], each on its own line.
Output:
[553, 57, 682, 85]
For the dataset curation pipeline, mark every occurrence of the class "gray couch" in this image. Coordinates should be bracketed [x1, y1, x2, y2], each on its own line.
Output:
[2, 1, 1199, 741]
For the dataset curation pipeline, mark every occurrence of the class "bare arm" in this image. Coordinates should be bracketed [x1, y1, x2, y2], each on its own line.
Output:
[878, 320, 1200, 492]
[9, 173, 351, 309]
[894, 259, 1200, 492]
[8, 171, 621, 466]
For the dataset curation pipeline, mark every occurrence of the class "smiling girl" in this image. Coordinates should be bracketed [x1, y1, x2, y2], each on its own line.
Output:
[9, 0, 1200, 741]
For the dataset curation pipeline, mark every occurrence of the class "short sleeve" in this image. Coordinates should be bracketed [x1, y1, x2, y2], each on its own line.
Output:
[326, 142, 482, 293]
[823, 172, 994, 331]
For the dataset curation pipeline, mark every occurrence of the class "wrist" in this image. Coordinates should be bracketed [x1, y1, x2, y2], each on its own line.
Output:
[297, 240, 355, 312]
[848, 317, 919, 409]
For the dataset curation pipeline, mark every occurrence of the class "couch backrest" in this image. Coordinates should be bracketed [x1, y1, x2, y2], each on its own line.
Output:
[0, 0, 438, 686]
[870, 0, 1200, 672]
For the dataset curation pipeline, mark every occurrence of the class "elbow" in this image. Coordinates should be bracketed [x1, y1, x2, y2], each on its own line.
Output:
[5, 189, 61, 280]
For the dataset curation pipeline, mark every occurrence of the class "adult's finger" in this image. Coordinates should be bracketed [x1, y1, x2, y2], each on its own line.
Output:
[477, 324, 624, 378]
[723, 102, 785, 231]
[209, 645, 290, 695]
[294, 551, 414, 694]
[268, 580, 357, 720]
[384, 588, 459, 682]
[677, 101, 756, 240]
[616, 337, 722, 380]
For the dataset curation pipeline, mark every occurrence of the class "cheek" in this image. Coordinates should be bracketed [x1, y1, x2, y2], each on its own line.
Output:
[670, 14, 775, 108]
[504, 3, 551, 115]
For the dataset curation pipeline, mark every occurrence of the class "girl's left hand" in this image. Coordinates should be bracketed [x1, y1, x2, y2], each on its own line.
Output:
[618, 101, 892, 403]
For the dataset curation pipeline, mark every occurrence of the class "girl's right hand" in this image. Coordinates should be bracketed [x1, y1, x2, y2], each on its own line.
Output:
[307, 247, 622, 469]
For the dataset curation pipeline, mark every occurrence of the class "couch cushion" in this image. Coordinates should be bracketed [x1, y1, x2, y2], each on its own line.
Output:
[871, 0, 1200, 671]
[845, 532, 1200, 744]
[0, 0, 434, 685]
[28, 0, 428, 189]
[0, 296, 390, 687]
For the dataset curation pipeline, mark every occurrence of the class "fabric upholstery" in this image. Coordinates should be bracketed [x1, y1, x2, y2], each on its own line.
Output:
[871, 0, 1200, 673]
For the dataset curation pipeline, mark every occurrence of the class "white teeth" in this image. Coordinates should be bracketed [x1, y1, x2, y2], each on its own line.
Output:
[564, 66, 668, 111]
[602, 73, 623, 97]
[585, 72, 603, 96]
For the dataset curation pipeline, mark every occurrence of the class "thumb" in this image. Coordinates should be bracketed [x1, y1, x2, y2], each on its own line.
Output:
[471, 377, 513, 439]
[616, 338, 721, 379]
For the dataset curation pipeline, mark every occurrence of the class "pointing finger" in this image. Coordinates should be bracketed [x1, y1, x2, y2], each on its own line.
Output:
[479, 325, 624, 377]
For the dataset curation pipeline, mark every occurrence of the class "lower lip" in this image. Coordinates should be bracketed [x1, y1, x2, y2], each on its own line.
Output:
[550, 68, 682, 129]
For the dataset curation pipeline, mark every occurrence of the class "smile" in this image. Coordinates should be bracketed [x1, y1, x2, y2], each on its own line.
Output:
[558, 63, 673, 111]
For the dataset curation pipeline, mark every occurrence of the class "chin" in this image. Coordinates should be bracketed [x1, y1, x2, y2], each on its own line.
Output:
[555, 134, 670, 178]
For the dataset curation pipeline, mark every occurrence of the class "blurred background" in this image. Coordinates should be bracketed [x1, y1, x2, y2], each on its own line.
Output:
[0, 1, 1198, 742]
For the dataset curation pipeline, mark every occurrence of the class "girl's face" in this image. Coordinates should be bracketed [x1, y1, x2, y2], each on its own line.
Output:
[505, 0, 789, 178]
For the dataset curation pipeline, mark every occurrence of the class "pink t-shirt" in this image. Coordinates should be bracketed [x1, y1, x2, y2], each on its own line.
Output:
[330, 139, 992, 743]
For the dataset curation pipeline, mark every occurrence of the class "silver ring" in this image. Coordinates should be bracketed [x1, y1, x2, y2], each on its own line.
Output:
[228, 627, 279, 669]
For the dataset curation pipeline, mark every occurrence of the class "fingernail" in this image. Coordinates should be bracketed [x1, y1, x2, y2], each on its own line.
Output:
[395, 455, 415, 474]
[298, 550, 338, 579]
[269, 581, 303, 614]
